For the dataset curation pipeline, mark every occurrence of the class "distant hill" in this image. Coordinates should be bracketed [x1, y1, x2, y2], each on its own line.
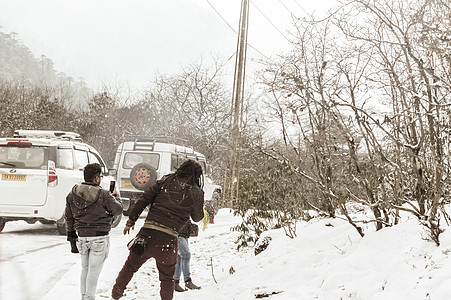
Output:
[0, 29, 91, 105]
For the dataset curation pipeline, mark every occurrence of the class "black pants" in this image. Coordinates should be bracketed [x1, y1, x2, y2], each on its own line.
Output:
[112, 234, 178, 300]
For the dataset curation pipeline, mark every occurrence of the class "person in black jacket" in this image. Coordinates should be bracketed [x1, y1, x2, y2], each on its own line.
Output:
[111, 159, 204, 300]
[65, 163, 123, 300]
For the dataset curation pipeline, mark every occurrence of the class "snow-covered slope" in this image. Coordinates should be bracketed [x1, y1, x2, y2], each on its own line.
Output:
[2, 209, 451, 299]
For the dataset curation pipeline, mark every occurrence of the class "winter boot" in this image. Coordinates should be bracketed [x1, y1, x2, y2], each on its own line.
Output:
[174, 280, 187, 292]
[185, 279, 201, 290]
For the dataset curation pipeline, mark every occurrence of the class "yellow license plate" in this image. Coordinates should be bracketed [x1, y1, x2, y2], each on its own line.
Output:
[2, 174, 27, 181]
[121, 179, 134, 189]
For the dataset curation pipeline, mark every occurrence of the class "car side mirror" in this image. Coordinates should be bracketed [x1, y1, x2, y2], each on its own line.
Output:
[108, 168, 117, 176]
[207, 165, 213, 176]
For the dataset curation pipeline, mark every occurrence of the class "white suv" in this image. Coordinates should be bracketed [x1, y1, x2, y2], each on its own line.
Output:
[112, 138, 222, 215]
[0, 130, 125, 234]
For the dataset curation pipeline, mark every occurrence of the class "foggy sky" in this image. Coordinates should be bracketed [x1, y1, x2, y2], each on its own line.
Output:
[0, 0, 335, 89]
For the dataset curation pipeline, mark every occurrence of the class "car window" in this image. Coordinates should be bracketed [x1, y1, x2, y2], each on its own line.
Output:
[74, 149, 88, 170]
[0, 146, 47, 169]
[88, 152, 108, 174]
[57, 148, 74, 170]
[123, 152, 160, 169]
[171, 154, 178, 171]
[113, 150, 121, 169]
[170, 154, 188, 171]
[88, 152, 101, 165]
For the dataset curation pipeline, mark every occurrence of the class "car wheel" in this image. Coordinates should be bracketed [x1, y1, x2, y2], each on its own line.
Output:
[123, 197, 138, 216]
[112, 214, 122, 228]
[0, 219, 5, 233]
[56, 220, 67, 235]
[130, 163, 157, 191]
[40, 220, 56, 225]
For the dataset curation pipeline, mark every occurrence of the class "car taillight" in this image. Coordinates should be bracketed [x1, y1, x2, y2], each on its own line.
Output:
[48, 160, 58, 186]
[6, 139, 32, 147]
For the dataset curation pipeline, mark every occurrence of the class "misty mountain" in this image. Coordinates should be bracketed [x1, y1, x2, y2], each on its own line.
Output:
[0, 29, 91, 100]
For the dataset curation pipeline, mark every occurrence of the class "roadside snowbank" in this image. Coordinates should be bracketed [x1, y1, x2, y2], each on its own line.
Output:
[174, 210, 451, 300]
[2, 208, 451, 299]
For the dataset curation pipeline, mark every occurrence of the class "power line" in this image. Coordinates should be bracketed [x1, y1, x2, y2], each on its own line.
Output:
[205, 0, 270, 60]
[278, 0, 298, 19]
[205, 0, 238, 35]
[277, 1, 312, 23]
[293, 0, 311, 16]
[214, 51, 237, 75]
[250, 0, 292, 44]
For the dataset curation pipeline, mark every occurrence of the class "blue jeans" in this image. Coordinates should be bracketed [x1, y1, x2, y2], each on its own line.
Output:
[173, 236, 191, 282]
[76, 235, 110, 300]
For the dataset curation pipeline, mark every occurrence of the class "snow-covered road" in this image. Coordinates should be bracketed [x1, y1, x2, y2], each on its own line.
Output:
[0, 210, 249, 300]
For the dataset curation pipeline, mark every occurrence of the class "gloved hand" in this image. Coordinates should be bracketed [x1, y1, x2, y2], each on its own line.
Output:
[67, 231, 79, 254]
[69, 239, 79, 253]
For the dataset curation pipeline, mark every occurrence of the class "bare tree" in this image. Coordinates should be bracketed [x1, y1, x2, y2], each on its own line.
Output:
[332, 0, 451, 245]
[257, 0, 451, 244]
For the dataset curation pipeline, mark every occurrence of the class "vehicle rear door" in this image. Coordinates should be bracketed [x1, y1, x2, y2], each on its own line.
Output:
[0, 142, 48, 206]
[120, 151, 160, 190]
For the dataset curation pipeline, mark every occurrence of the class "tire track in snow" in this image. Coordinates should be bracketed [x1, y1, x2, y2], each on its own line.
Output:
[1, 240, 75, 300]
[38, 261, 77, 299]
[1, 242, 66, 261]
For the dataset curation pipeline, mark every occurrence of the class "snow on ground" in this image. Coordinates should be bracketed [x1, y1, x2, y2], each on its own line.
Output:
[2, 208, 451, 299]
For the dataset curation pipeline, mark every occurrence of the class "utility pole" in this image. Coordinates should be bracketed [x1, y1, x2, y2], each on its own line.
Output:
[226, 0, 249, 206]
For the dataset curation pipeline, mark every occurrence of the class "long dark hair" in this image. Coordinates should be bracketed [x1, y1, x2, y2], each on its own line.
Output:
[175, 159, 204, 188]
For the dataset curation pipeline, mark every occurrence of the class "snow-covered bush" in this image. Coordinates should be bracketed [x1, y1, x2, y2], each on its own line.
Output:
[232, 159, 311, 249]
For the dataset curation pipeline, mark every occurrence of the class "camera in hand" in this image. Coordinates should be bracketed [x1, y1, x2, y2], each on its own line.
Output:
[109, 181, 116, 193]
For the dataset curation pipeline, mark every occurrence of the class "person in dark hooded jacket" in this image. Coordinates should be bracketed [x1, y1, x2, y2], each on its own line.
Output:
[111, 159, 204, 300]
[65, 163, 123, 300]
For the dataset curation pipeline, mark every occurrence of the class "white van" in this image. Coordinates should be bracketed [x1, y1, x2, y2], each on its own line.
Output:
[0, 130, 125, 234]
[112, 138, 222, 215]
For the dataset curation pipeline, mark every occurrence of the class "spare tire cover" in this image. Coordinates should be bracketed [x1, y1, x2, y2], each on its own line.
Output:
[129, 163, 158, 191]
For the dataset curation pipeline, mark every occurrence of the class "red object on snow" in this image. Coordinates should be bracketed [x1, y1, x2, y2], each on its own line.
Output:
[209, 213, 215, 224]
